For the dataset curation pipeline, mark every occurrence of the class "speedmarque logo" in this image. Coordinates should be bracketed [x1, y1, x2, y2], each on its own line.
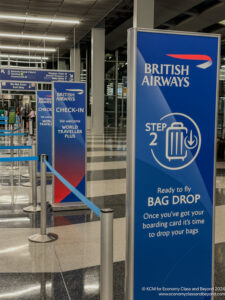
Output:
[167, 54, 212, 69]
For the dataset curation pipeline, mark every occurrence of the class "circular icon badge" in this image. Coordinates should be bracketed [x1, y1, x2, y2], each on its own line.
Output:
[147, 113, 201, 170]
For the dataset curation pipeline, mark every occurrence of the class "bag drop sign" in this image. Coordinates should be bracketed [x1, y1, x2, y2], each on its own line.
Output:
[127, 29, 220, 300]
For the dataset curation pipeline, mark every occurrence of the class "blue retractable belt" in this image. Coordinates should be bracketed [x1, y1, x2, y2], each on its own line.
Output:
[0, 145, 32, 150]
[0, 133, 27, 136]
[0, 156, 39, 162]
[44, 159, 101, 218]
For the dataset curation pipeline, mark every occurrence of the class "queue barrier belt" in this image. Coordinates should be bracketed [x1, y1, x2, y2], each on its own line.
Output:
[0, 145, 32, 150]
[0, 128, 21, 133]
[0, 133, 27, 136]
[44, 159, 101, 218]
[0, 156, 39, 162]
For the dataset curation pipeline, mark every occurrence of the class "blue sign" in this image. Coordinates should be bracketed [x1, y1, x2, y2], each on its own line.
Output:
[37, 91, 52, 172]
[122, 76, 127, 87]
[53, 81, 86, 203]
[0, 68, 74, 82]
[1, 81, 36, 91]
[127, 29, 219, 299]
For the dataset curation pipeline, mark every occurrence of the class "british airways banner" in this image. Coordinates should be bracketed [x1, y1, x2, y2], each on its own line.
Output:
[53, 82, 86, 203]
[36, 91, 52, 172]
[126, 29, 220, 299]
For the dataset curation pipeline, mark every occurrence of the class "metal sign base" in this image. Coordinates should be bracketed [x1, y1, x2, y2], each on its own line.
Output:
[7, 166, 19, 170]
[23, 204, 41, 213]
[51, 202, 88, 212]
[21, 173, 30, 178]
[29, 233, 58, 243]
[21, 182, 32, 187]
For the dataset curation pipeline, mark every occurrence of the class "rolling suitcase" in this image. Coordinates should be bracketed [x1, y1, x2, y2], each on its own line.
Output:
[166, 122, 187, 161]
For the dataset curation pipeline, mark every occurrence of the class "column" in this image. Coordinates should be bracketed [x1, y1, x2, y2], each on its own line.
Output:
[70, 47, 80, 81]
[133, 0, 154, 28]
[91, 28, 105, 135]
[58, 60, 67, 70]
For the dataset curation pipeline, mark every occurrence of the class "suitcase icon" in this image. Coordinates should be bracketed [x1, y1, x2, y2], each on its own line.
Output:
[166, 122, 188, 161]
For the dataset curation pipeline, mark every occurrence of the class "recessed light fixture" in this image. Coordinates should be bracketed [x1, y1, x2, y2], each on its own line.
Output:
[0, 60, 46, 64]
[0, 33, 66, 41]
[0, 14, 80, 25]
[0, 54, 49, 60]
[0, 45, 56, 52]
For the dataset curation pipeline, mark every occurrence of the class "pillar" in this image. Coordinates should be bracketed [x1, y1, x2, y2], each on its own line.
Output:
[133, 0, 154, 28]
[58, 60, 67, 70]
[91, 28, 105, 135]
[70, 47, 80, 81]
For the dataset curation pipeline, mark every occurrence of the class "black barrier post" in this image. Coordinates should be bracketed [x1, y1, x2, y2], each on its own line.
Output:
[29, 154, 58, 243]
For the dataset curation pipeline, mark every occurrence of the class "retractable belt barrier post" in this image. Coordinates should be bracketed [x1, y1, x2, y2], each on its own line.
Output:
[22, 136, 33, 186]
[23, 145, 41, 213]
[29, 154, 58, 243]
[29, 119, 33, 136]
[43, 158, 114, 299]
[100, 209, 114, 300]
[7, 133, 19, 171]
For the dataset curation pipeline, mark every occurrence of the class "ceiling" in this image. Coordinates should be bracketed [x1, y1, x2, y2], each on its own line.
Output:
[0, 0, 225, 59]
[0, 0, 121, 56]
[105, 0, 225, 55]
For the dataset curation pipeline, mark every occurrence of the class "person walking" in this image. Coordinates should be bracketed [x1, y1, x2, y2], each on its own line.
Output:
[28, 108, 36, 135]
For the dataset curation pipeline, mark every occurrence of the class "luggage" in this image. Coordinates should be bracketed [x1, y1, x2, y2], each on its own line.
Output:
[166, 122, 188, 161]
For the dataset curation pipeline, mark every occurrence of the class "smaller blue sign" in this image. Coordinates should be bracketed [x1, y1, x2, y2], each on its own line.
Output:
[37, 91, 52, 172]
[53, 81, 86, 203]
[0, 68, 74, 82]
[1, 81, 36, 91]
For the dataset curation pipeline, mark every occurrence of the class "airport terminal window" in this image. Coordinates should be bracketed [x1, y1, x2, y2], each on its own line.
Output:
[104, 51, 127, 128]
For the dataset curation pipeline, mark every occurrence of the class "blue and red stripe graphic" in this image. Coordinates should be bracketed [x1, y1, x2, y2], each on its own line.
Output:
[167, 54, 212, 69]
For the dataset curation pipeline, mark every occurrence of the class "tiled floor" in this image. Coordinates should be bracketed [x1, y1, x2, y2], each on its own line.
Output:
[1, 129, 225, 299]
[0, 129, 127, 300]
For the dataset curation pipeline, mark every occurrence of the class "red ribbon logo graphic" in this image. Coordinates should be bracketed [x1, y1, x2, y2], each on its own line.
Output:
[167, 54, 212, 69]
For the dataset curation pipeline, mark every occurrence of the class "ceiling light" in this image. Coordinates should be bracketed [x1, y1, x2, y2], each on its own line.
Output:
[0, 60, 46, 64]
[0, 45, 56, 52]
[0, 217, 29, 223]
[0, 33, 65, 41]
[219, 20, 225, 26]
[0, 14, 80, 25]
[0, 54, 48, 60]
